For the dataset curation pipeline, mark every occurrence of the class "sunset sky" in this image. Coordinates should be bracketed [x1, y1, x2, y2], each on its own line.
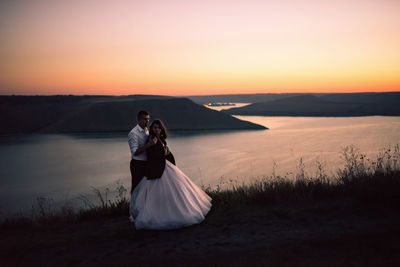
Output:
[0, 0, 399, 96]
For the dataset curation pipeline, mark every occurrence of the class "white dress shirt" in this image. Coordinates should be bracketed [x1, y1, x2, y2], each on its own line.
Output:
[128, 124, 149, 161]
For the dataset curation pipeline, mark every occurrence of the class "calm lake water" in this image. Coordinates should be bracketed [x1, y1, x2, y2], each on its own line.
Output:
[1, 115, 400, 215]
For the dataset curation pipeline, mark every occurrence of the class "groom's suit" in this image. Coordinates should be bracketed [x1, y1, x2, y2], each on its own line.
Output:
[128, 124, 149, 193]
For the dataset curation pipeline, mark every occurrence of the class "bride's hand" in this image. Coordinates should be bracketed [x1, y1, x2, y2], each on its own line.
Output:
[148, 136, 158, 146]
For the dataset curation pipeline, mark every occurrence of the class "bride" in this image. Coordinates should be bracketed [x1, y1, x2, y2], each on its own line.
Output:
[129, 119, 212, 230]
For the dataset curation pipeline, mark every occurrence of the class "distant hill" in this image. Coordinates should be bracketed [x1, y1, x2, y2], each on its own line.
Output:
[0, 95, 266, 134]
[224, 93, 400, 116]
[320, 92, 400, 104]
[186, 93, 324, 104]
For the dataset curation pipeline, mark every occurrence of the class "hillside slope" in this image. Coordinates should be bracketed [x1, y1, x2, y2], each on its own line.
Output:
[0, 95, 266, 134]
[224, 93, 400, 116]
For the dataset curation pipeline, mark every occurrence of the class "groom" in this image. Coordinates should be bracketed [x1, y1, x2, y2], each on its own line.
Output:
[128, 110, 156, 193]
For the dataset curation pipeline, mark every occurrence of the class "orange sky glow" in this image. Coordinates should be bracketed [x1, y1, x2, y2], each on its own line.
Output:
[0, 0, 399, 96]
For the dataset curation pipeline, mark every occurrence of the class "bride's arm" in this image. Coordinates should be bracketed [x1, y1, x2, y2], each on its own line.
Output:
[163, 140, 171, 156]
[165, 145, 171, 156]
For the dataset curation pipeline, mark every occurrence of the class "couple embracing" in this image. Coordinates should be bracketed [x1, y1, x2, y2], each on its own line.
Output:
[128, 111, 212, 230]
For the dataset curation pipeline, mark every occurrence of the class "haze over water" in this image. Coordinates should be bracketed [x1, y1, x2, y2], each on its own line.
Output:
[1, 114, 399, 214]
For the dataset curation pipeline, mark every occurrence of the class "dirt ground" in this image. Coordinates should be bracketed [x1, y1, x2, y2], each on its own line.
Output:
[1, 201, 400, 266]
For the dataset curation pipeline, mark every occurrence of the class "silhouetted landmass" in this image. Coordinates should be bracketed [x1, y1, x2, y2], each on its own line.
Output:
[320, 92, 400, 103]
[0, 95, 266, 134]
[224, 92, 400, 116]
[187, 93, 320, 104]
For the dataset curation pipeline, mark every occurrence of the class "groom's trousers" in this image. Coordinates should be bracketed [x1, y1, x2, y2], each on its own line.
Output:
[130, 159, 147, 193]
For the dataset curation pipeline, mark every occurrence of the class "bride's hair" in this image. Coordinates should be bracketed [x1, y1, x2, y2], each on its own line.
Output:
[149, 119, 168, 140]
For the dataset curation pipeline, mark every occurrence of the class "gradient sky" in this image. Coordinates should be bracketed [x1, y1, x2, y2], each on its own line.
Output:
[1, 0, 399, 95]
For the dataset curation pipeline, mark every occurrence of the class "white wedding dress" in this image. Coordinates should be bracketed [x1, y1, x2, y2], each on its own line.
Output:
[129, 160, 212, 230]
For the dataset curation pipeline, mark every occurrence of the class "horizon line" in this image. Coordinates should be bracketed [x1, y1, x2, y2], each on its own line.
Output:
[1, 91, 400, 97]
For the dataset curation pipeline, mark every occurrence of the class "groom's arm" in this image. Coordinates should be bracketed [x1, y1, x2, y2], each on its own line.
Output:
[128, 132, 142, 157]
[128, 133, 156, 156]
[134, 140, 156, 155]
